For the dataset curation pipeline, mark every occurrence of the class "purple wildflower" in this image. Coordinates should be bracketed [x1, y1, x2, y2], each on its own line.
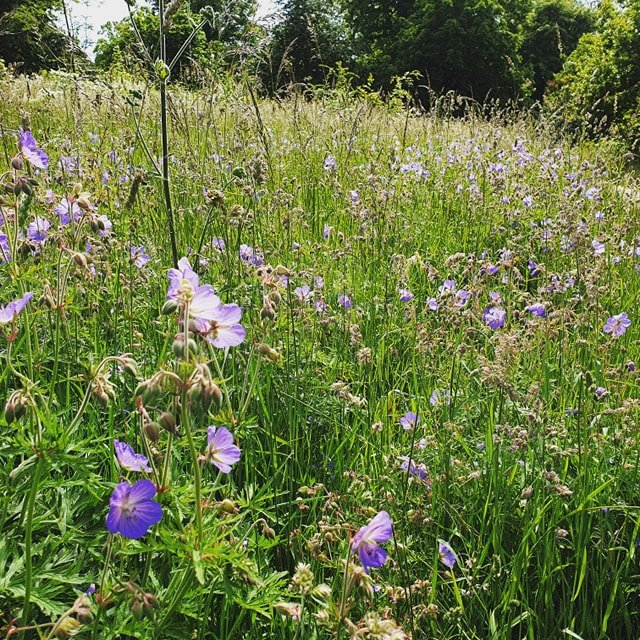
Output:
[604, 313, 631, 338]
[594, 386, 609, 400]
[430, 389, 451, 407]
[19, 129, 48, 169]
[0, 234, 9, 262]
[114, 440, 151, 473]
[212, 237, 225, 252]
[399, 456, 429, 482]
[592, 239, 605, 256]
[400, 411, 419, 431]
[525, 303, 546, 318]
[426, 297, 438, 311]
[323, 156, 336, 171]
[351, 511, 393, 572]
[55, 198, 82, 225]
[0, 292, 33, 325]
[167, 257, 222, 322]
[438, 279, 456, 296]
[337, 293, 351, 309]
[315, 299, 328, 314]
[205, 426, 241, 473]
[130, 246, 150, 268]
[239, 244, 254, 262]
[349, 190, 360, 204]
[323, 224, 333, 239]
[27, 217, 50, 243]
[454, 290, 471, 307]
[105, 479, 162, 539]
[399, 288, 414, 303]
[528, 259, 541, 277]
[438, 540, 457, 569]
[482, 306, 506, 329]
[195, 303, 246, 348]
[294, 285, 313, 303]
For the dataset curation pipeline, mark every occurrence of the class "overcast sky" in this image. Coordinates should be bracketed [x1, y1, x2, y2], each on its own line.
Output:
[67, 0, 277, 57]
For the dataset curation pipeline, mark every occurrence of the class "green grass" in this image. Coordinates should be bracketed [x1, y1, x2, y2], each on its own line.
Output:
[0, 70, 640, 639]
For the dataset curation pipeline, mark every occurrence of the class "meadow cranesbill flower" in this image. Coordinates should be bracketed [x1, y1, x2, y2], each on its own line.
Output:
[130, 246, 150, 268]
[454, 290, 471, 307]
[19, 129, 48, 169]
[438, 540, 457, 569]
[594, 386, 609, 400]
[55, 197, 82, 225]
[194, 303, 246, 348]
[399, 456, 429, 482]
[592, 239, 605, 256]
[351, 510, 393, 572]
[323, 224, 333, 239]
[0, 234, 8, 262]
[483, 306, 506, 329]
[426, 297, 438, 311]
[0, 292, 33, 325]
[204, 426, 241, 473]
[430, 389, 451, 406]
[337, 293, 351, 309]
[399, 288, 414, 303]
[604, 312, 631, 338]
[212, 237, 225, 252]
[400, 411, 419, 431]
[167, 257, 222, 321]
[438, 279, 456, 296]
[27, 217, 51, 243]
[106, 479, 162, 539]
[323, 156, 336, 171]
[114, 439, 151, 473]
[525, 303, 546, 318]
[294, 285, 313, 303]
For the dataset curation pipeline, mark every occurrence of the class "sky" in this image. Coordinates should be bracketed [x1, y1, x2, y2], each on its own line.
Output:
[67, 0, 277, 57]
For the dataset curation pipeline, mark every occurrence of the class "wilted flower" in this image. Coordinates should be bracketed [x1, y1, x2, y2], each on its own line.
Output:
[482, 306, 506, 329]
[114, 439, 151, 473]
[351, 510, 393, 572]
[604, 312, 631, 338]
[19, 129, 48, 169]
[438, 540, 457, 569]
[0, 292, 33, 325]
[106, 479, 162, 539]
[204, 426, 241, 473]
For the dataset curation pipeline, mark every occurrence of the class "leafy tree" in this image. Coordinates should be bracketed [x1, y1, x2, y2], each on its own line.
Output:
[548, 0, 640, 150]
[266, 0, 352, 90]
[0, 0, 82, 72]
[520, 0, 595, 101]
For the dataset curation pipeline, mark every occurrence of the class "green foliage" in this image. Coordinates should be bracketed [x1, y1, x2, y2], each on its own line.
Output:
[520, 0, 595, 101]
[265, 0, 352, 91]
[0, 0, 82, 73]
[547, 0, 640, 151]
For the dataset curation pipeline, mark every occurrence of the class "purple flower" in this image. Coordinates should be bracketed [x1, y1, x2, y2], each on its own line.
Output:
[167, 257, 224, 322]
[97, 215, 112, 237]
[400, 411, 419, 431]
[195, 303, 246, 348]
[0, 292, 33, 325]
[594, 386, 609, 400]
[55, 198, 82, 225]
[106, 479, 162, 539]
[315, 299, 328, 314]
[323, 156, 336, 171]
[239, 244, 254, 262]
[212, 237, 226, 252]
[114, 440, 151, 473]
[349, 190, 360, 204]
[522, 195, 533, 208]
[351, 511, 393, 572]
[430, 389, 451, 407]
[604, 313, 631, 338]
[399, 288, 414, 303]
[27, 217, 50, 243]
[528, 259, 541, 277]
[205, 426, 241, 473]
[19, 129, 48, 169]
[294, 285, 313, 303]
[426, 297, 438, 311]
[130, 245, 150, 268]
[323, 224, 333, 239]
[399, 456, 429, 482]
[525, 303, 546, 318]
[438, 540, 457, 569]
[592, 239, 606, 256]
[454, 290, 471, 307]
[482, 306, 506, 329]
[438, 279, 456, 296]
[337, 293, 351, 309]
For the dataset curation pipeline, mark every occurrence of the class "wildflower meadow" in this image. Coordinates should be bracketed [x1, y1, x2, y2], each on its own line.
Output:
[1, 70, 640, 640]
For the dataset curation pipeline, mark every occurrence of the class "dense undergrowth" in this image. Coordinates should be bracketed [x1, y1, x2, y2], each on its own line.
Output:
[1, 71, 640, 639]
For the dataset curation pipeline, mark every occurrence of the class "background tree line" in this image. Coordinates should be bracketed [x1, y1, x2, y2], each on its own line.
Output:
[0, 0, 638, 151]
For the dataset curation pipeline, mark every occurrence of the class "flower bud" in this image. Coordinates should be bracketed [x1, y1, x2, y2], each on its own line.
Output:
[144, 421, 161, 442]
[54, 618, 82, 639]
[72, 252, 88, 268]
[142, 592, 158, 619]
[130, 597, 144, 620]
[161, 299, 179, 315]
[11, 155, 24, 170]
[21, 181, 33, 196]
[155, 60, 171, 81]
[121, 357, 140, 378]
[158, 411, 178, 435]
[262, 522, 276, 539]
[4, 399, 15, 424]
[218, 498, 237, 514]
[172, 335, 198, 359]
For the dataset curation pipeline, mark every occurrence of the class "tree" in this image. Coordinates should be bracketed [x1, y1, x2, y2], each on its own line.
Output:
[547, 0, 640, 151]
[266, 0, 352, 90]
[0, 0, 82, 72]
[520, 0, 595, 101]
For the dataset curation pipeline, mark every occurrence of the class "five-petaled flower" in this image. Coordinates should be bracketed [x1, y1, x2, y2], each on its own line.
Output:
[204, 426, 241, 474]
[106, 479, 162, 539]
[438, 540, 457, 569]
[114, 439, 151, 473]
[482, 306, 506, 329]
[604, 312, 631, 338]
[351, 510, 393, 572]
[400, 411, 419, 431]
[0, 292, 33, 325]
[19, 129, 48, 169]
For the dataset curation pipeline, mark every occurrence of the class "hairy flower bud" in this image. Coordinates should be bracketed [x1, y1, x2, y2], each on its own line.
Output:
[158, 411, 178, 436]
[161, 299, 179, 316]
[130, 597, 144, 621]
[11, 155, 24, 170]
[144, 421, 161, 442]
[53, 617, 82, 639]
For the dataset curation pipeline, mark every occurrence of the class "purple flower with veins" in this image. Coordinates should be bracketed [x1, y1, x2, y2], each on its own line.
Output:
[594, 386, 608, 400]
[294, 285, 313, 303]
[106, 479, 162, 539]
[337, 293, 351, 309]
[438, 540, 457, 569]
[0, 292, 33, 325]
[19, 129, 48, 169]
[114, 440, 151, 473]
[400, 411, 419, 431]
[438, 279, 457, 296]
[399, 288, 414, 303]
[205, 426, 241, 473]
[604, 313, 631, 338]
[194, 303, 246, 348]
[592, 239, 605, 256]
[483, 306, 506, 329]
[27, 217, 50, 243]
[55, 198, 82, 225]
[351, 511, 393, 572]
[528, 259, 540, 277]
[239, 244, 254, 262]
[323, 224, 333, 239]
[0, 235, 9, 262]
[212, 237, 225, 252]
[454, 290, 471, 307]
[130, 246, 150, 268]
[167, 257, 220, 320]
[426, 297, 438, 311]
[526, 303, 546, 318]
[97, 215, 112, 237]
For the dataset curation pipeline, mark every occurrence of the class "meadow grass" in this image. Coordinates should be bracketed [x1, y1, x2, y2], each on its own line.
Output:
[0, 70, 640, 639]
